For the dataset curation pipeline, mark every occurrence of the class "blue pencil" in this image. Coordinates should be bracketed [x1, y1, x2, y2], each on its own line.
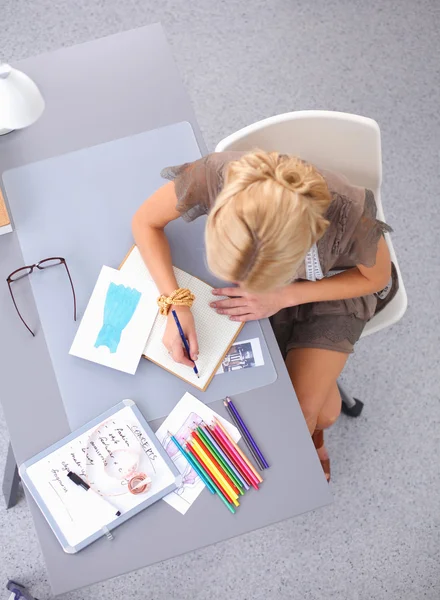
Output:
[171, 310, 199, 378]
[169, 432, 215, 494]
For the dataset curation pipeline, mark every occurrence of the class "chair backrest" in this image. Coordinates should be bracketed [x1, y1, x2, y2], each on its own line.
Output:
[215, 110, 407, 337]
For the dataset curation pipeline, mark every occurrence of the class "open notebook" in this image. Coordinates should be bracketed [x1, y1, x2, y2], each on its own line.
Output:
[120, 247, 244, 391]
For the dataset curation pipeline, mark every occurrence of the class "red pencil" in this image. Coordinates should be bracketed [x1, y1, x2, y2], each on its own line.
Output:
[191, 430, 240, 496]
[186, 441, 239, 506]
[209, 424, 260, 490]
[214, 416, 263, 484]
[208, 424, 252, 486]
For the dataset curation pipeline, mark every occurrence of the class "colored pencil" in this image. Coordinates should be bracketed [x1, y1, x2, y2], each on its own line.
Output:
[225, 397, 269, 469]
[168, 432, 215, 494]
[192, 428, 242, 494]
[195, 426, 244, 494]
[192, 428, 241, 495]
[184, 442, 236, 514]
[189, 436, 240, 505]
[201, 423, 249, 491]
[214, 417, 263, 484]
[188, 437, 239, 506]
[208, 424, 254, 487]
[210, 424, 260, 490]
[224, 400, 266, 471]
[187, 441, 239, 508]
[187, 440, 239, 506]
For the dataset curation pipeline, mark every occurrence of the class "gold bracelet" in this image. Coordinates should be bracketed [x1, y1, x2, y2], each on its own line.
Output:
[157, 288, 195, 316]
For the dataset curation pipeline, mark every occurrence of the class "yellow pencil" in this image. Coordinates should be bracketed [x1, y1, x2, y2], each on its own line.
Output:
[214, 417, 263, 484]
[189, 438, 240, 507]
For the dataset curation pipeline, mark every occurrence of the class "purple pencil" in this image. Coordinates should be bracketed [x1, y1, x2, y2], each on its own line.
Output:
[224, 397, 269, 470]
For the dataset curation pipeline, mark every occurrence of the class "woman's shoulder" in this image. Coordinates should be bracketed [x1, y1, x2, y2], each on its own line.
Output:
[317, 168, 391, 270]
[160, 151, 245, 222]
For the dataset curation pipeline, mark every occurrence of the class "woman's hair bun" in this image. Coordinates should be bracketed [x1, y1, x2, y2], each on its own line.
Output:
[274, 161, 312, 194]
[205, 149, 332, 292]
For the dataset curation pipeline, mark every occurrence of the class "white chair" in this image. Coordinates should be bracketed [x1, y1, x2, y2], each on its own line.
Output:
[215, 110, 407, 416]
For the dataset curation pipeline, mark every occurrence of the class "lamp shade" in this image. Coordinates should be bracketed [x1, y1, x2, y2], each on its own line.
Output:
[0, 64, 45, 134]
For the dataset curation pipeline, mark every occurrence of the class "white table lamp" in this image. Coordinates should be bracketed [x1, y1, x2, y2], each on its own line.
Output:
[0, 63, 45, 135]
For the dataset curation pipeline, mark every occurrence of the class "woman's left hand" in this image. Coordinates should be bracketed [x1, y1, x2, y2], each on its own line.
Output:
[210, 285, 290, 322]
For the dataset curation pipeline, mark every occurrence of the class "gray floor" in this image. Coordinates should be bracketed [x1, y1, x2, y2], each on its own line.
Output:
[1, 1, 439, 598]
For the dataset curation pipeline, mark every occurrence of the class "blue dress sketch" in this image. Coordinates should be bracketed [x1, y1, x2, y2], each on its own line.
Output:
[94, 283, 141, 353]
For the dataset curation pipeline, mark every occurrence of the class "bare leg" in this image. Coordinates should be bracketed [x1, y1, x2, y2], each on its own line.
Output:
[316, 383, 343, 430]
[285, 348, 348, 479]
[286, 348, 348, 433]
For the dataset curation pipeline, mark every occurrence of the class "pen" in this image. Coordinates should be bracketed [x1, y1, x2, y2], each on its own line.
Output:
[67, 472, 121, 517]
[171, 309, 199, 378]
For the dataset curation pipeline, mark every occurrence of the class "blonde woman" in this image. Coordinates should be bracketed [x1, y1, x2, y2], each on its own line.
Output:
[132, 151, 394, 481]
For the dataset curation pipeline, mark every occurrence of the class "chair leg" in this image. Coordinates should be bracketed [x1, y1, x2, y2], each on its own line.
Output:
[7, 581, 39, 600]
[338, 382, 364, 418]
[2, 443, 20, 509]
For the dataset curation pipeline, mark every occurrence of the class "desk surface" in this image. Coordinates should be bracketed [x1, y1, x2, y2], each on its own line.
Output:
[0, 24, 332, 596]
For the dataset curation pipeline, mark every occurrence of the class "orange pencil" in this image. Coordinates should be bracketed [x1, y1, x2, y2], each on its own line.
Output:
[191, 430, 241, 496]
[188, 438, 239, 506]
[214, 417, 263, 483]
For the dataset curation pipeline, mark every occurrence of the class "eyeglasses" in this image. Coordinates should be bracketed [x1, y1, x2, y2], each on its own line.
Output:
[7, 257, 77, 337]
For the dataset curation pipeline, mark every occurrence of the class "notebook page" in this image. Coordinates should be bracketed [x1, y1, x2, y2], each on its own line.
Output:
[120, 247, 242, 389]
[144, 275, 242, 388]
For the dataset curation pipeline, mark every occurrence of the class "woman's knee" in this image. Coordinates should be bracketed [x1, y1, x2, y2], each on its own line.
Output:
[316, 408, 340, 430]
[296, 390, 328, 433]
[316, 392, 342, 429]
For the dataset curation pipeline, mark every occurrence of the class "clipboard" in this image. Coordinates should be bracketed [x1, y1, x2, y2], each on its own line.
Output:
[19, 400, 181, 553]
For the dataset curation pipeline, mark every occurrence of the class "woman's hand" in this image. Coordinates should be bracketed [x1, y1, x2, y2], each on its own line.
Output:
[162, 306, 199, 367]
[210, 284, 293, 322]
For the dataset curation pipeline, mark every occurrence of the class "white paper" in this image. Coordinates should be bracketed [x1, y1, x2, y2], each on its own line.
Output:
[25, 405, 177, 549]
[120, 247, 242, 388]
[155, 393, 241, 515]
[70, 266, 158, 374]
[216, 337, 264, 374]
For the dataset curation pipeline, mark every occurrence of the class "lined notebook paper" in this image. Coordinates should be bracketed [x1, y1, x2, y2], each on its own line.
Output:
[120, 247, 244, 390]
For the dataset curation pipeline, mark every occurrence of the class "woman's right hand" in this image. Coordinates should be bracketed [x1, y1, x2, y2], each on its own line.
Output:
[162, 306, 199, 367]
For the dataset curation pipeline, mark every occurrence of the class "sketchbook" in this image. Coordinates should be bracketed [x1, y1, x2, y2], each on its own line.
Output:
[120, 246, 244, 391]
[19, 400, 180, 553]
[69, 266, 159, 375]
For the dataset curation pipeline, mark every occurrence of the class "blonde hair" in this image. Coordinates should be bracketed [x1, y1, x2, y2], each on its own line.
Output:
[205, 150, 331, 292]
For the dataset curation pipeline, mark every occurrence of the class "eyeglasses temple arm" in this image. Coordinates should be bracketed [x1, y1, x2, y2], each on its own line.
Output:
[7, 280, 35, 337]
[62, 262, 77, 322]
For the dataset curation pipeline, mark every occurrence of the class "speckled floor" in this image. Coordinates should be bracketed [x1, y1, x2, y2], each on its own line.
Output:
[1, 1, 439, 599]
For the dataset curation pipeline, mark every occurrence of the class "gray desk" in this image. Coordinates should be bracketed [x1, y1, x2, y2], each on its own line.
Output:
[0, 24, 332, 596]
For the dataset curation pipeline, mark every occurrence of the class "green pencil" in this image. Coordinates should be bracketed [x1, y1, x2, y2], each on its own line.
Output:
[185, 442, 236, 514]
[196, 426, 244, 494]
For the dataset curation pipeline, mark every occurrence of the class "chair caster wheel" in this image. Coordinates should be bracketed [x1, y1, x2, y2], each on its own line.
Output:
[341, 398, 364, 418]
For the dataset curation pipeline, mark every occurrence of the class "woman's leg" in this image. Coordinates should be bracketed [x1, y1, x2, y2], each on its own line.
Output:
[316, 383, 342, 430]
[285, 347, 348, 434]
[285, 348, 348, 479]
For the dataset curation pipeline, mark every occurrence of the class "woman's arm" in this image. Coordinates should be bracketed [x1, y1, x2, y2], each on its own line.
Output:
[132, 182, 181, 296]
[132, 182, 199, 365]
[211, 237, 391, 321]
